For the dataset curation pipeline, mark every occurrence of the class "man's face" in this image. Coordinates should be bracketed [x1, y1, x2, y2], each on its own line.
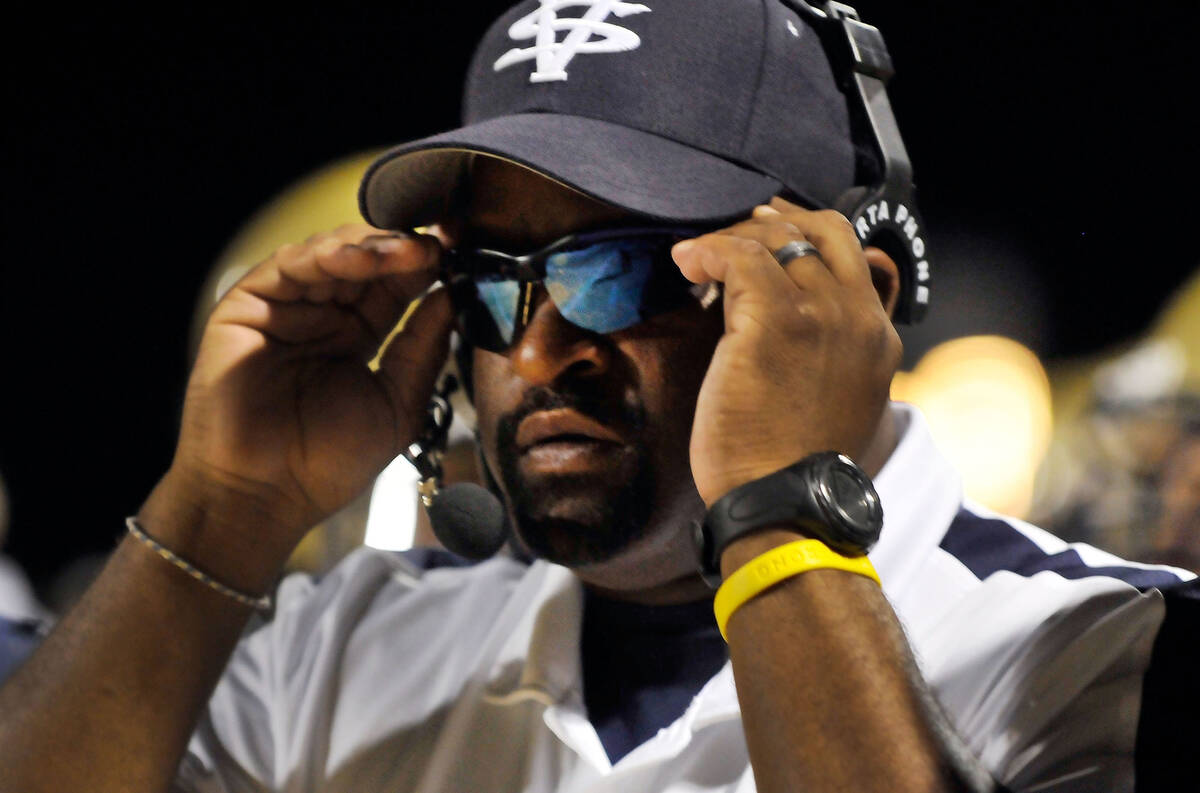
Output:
[463, 158, 724, 593]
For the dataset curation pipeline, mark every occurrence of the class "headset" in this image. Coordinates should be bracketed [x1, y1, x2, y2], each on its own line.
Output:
[406, 0, 931, 559]
[788, 0, 932, 325]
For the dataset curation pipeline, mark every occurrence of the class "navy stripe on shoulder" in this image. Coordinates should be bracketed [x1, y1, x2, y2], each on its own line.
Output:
[940, 507, 1188, 591]
[1135, 579, 1200, 791]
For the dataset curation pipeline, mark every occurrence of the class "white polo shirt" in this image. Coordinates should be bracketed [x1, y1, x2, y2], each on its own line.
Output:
[176, 404, 1196, 792]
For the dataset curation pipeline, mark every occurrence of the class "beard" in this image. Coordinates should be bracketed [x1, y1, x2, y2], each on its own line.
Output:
[494, 384, 656, 567]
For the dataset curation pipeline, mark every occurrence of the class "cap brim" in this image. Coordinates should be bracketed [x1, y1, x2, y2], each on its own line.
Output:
[359, 113, 784, 230]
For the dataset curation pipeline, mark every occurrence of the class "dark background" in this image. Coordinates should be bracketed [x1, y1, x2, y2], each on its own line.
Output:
[3, 1, 1197, 592]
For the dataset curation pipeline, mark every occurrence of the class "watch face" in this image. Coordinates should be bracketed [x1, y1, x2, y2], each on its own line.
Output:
[830, 467, 874, 524]
[815, 455, 883, 550]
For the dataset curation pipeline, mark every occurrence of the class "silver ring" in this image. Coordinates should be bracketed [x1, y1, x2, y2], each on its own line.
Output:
[771, 240, 821, 266]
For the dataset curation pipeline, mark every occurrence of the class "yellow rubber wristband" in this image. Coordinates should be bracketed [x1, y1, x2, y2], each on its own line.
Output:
[713, 539, 880, 641]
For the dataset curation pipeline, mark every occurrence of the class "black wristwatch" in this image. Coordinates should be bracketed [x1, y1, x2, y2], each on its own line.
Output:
[694, 452, 883, 587]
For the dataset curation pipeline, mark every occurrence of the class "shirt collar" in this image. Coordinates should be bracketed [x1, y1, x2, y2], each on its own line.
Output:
[870, 402, 964, 602]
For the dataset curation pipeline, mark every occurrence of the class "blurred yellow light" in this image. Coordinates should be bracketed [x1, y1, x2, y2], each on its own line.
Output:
[1151, 268, 1200, 391]
[892, 336, 1053, 517]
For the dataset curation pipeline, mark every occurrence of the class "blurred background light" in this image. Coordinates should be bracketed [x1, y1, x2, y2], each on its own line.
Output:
[892, 335, 1053, 518]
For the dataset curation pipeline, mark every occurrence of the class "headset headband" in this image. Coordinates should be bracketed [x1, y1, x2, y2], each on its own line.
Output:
[787, 1, 931, 323]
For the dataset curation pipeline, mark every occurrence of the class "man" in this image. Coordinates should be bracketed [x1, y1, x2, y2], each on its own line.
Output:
[0, 2, 1194, 791]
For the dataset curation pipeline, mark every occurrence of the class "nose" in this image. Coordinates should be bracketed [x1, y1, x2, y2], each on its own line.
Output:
[508, 287, 611, 386]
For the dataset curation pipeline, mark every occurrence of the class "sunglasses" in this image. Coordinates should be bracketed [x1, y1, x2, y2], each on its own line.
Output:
[442, 226, 720, 353]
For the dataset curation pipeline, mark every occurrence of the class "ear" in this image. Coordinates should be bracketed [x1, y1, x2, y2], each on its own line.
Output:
[864, 245, 902, 319]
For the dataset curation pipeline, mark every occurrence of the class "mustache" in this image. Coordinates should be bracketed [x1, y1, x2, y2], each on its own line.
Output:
[496, 384, 646, 452]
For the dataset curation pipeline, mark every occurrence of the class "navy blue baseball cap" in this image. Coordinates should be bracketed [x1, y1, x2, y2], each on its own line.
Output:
[359, 0, 858, 229]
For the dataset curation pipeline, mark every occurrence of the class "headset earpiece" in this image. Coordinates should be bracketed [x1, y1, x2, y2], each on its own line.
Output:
[835, 184, 931, 324]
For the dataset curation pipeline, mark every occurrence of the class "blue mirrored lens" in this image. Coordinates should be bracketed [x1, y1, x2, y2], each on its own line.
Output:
[475, 278, 520, 345]
[544, 239, 655, 334]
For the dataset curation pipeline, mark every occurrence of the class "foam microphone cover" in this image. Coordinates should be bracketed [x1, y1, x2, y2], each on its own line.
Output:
[427, 482, 509, 559]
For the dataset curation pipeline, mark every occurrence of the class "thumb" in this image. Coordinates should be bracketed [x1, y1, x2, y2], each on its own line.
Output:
[374, 286, 456, 441]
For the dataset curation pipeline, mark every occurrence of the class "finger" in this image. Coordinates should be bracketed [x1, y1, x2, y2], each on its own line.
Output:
[303, 223, 408, 255]
[764, 199, 872, 289]
[325, 242, 449, 347]
[240, 224, 401, 300]
[306, 238, 385, 303]
[358, 232, 420, 254]
[312, 222, 394, 244]
[671, 233, 809, 332]
[237, 232, 440, 304]
[333, 278, 367, 306]
[671, 236, 714, 284]
[352, 276, 419, 342]
[672, 233, 780, 284]
[713, 216, 834, 290]
[356, 234, 447, 298]
[673, 223, 832, 297]
[212, 228, 442, 349]
[373, 286, 455, 440]
[212, 288, 369, 348]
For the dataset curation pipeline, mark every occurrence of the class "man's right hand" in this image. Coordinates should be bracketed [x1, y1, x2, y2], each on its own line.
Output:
[140, 224, 454, 593]
[0, 224, 455, 793]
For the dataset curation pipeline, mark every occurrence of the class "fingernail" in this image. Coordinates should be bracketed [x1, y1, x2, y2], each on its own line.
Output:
[754, 205, 781, 216]
[672, 240, 695, 259]
[374, 238, 405, 253]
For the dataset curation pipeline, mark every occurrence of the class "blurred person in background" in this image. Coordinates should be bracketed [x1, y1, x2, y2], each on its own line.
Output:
[1033, 271, 1200, 574]
[1151, 402, 1200, 570]
[1, 3, 1196, 792]
[1036, 366, 1200, 572]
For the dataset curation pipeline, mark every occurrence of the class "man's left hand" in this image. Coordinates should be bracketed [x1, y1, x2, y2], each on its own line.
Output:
[671, 197, 902, 507]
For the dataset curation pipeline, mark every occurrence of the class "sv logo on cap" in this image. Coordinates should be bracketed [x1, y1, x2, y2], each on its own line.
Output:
[494, 0, 651, 83]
